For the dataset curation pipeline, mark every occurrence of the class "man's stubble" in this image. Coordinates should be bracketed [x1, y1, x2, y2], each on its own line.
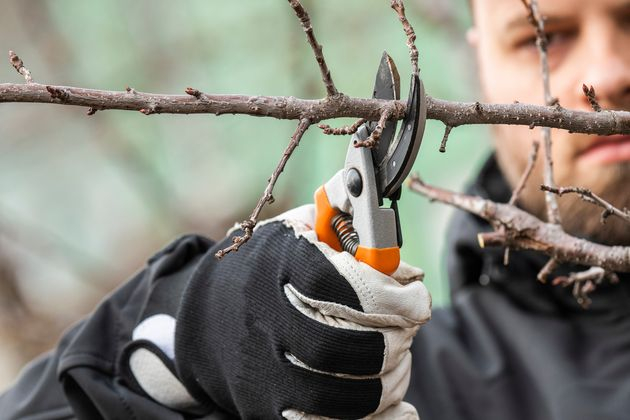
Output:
[495, 127, 630, 246]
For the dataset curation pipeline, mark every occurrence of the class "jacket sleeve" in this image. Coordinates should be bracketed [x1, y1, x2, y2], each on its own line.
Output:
[0, 321, 84, 419]
[0, 234, 235, 420]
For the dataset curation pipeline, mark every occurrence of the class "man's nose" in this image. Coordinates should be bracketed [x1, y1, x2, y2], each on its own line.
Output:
[577, 30, 630, 110]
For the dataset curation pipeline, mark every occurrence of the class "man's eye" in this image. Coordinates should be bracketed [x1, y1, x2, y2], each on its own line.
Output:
[515, 30, 575, 52]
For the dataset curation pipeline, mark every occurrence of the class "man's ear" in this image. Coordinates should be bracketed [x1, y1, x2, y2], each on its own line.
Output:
[466, 27, 479, 48]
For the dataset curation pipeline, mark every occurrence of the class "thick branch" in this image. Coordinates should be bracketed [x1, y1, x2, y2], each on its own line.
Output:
[3, 83, 630, 135]
[408, 175, 630, 273]
[427, 97, 630, 135]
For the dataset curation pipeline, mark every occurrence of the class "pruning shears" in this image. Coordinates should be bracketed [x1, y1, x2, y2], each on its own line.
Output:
[314, 52, 427, 275]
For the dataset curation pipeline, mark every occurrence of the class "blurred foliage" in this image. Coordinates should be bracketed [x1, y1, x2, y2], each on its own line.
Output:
[0, 0, 490, 387]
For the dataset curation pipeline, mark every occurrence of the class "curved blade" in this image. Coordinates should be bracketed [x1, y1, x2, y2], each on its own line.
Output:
[370, 52, 400, 195]
[377, 74, 427, 198]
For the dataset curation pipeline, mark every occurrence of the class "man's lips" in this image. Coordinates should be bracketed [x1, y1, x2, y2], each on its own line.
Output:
[578, 135, 630, 164]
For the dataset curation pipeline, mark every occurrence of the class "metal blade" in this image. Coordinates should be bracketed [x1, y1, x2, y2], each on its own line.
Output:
[377, 74, 427, 198]
[370, 52, 400, 196]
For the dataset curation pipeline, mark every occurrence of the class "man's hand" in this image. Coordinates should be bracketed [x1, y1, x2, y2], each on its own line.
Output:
[129, 205, 431, 419]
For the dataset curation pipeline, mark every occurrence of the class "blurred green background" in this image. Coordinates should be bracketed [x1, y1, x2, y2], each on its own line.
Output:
[0, 0, 490, 388]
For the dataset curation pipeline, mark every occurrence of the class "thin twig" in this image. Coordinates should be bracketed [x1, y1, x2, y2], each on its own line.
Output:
[287, 0, 337, 97]
[503, 140, 540, 265]
[439, 125, 453, 153]
[318, 118, 366, 135]
[521, 0, 562, 225]
[582, 84, 602, 112]
[390, 0, 419, 75]
[354, 110, 391, 148]
[508, 140, 540, 206]
[8, 51, 33, 84]
[537, 257, 558, 283]
[541, 185, 630, 224]
[185, 87, 203, 100]
[215, 118, 312, 258]
[552, 267, 619, 308]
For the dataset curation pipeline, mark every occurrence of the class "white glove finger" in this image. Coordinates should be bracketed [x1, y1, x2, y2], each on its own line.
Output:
[284, 241, 431, 328]
[127, 345, 198, 411]
[286, 283, 419, 374]
[368, 401, 420, 420]
[282, 384, 418, 420]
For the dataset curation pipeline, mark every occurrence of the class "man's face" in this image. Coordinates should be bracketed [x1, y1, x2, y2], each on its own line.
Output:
[470, 0, 630, 244]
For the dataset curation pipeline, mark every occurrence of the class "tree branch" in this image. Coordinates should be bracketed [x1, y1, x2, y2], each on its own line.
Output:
[353, 109, 393, 148]
[288, 0, 338, 97]
[582, 84, 602, 112]
[439, 125, 453, 153]
[427, 97, 630, 135]
[553, 267, 619, 308]
[3, 83, 630, 136]
[215, 118, 312, 258]
[541, 185, 630, 225]
[521, 0, 561, 224]
[318, 118, 366, 135]
[408, 175, 630, 273]
[508, 139, 540, 206]
[391, 0, 419, 75]
[8, 50, 33, 84]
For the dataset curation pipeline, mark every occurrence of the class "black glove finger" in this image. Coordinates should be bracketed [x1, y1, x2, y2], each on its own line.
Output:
[282, 302, 385, 376]
[281, 360, 382, 420]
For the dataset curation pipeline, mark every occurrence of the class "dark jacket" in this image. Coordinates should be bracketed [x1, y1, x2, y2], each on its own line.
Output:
[1, 155, 629, 420]
[407, 156, 630, 420]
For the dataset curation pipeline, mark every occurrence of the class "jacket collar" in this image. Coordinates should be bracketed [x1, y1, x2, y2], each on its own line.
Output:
[446, 154, 630, 317]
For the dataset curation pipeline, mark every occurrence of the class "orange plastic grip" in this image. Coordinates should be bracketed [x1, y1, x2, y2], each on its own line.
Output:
[314, 186, 343, 252]
[355, 246, 400, 276]
[314, 185, 401, 275]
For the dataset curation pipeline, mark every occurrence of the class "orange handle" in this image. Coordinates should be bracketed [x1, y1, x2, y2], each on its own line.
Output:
[314, 186, 343, 252]
[314, 186, 400, 275]
[355, 246, 400, 276]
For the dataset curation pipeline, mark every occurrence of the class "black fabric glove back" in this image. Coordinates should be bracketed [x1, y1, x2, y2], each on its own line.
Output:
[122, 208, 429, 420]
[176, 222, 386, 419]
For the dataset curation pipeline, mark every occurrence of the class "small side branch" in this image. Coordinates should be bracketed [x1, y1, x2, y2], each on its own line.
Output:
[287, 0, 338, 97]
[354, 110, 392, 148]
[508, 139, 540, 206]
[390, 0, 419, 75]
[215, 118, 312, 258]
[553, 267, 619, 308]
[541, 185, 630, 224]
[8, 51, 33, 84]
[582, 84, 602, 112]
[537, 257, 558, 283]
[318, 118, 366, 135]
[439, 125, 453, 153]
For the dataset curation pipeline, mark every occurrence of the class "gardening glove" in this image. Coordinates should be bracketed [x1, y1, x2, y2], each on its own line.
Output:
[126, 205, 431, 419]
